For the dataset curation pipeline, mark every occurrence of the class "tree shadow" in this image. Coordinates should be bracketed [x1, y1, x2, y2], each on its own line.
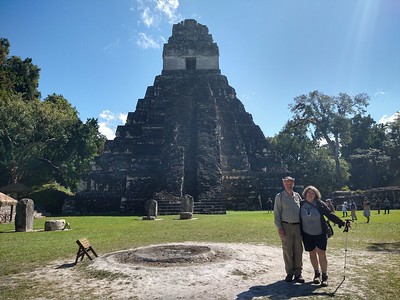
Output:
[367, 242, 400, 254]
[236, 280, 335, 300]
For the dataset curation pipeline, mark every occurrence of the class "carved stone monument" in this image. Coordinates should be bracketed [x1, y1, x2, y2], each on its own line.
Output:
[15, 198, 34, 232]
[143, 199, 158, 220]
[180, 194, 194, 220]
[73, 19, 284, 216]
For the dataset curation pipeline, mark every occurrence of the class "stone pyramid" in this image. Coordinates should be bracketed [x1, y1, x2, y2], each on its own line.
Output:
[71, 19, 285, 215]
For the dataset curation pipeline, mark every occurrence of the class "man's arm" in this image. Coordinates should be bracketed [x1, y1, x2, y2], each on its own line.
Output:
[274, 193, 285, 236]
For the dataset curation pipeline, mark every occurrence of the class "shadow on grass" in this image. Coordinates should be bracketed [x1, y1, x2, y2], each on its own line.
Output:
[367, 242, 400, 254]
[56, 263, 76, 269]
[236, 280, 335, 299]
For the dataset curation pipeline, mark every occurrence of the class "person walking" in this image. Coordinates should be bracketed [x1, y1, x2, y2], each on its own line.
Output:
[350, 201, 357, 221]
[274, 176, 304, 283]
[384, 198, 390, 214]
[266, 198, 273, 213]
[342, 201, 348, 217]
[300, 186, 348, 287]
[363, 200, 371, 223]
[375, 198, 381, 214]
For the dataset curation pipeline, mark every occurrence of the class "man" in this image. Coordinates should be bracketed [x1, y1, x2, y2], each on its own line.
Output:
[274, 176, 304, 283]
[384, 198, 390, 214]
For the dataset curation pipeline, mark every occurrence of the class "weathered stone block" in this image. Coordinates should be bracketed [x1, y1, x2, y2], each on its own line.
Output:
[15, 198, 34, 232]
[45, 219, 66, 231]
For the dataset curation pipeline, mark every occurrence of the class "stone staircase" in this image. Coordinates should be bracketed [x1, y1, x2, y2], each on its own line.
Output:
[157, 199, 226, 215]
[157, 202, 181, 215]
[194, 200, 226, 214]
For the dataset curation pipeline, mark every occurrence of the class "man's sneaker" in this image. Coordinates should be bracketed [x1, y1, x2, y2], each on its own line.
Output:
[285, 274, 294, 282]
[294, 274, 305, 283]
[313, 271, 321, 284]
[321, 274, 328, 287]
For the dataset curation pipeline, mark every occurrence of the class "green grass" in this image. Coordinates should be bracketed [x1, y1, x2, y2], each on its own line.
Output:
[0, 210, 399, 299]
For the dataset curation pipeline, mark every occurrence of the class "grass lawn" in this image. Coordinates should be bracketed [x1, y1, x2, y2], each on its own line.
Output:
[1, 210, 399, 299]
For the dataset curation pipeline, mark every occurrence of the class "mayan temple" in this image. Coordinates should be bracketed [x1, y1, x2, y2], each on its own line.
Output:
[70, 19, 285, 215]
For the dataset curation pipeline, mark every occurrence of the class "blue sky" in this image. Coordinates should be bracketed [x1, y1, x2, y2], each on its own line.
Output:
[1, 0, 399, 139]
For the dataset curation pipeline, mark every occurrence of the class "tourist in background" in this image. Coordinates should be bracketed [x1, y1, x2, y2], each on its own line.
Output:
[274, 176, 304, 283]
[363, 200, 371, 223]
[375, 198, 381, 214]
[300, 186, 348, 287]
[342, 201, 348, 217]
[266, 198, 273, 213]
[350, 201, 357, 221]
[384, 198, 390, 214]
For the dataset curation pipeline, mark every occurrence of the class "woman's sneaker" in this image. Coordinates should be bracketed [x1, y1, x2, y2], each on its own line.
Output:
[321, 274, 328, 287]
[294, 274, 305, 283]
[313, 271, 321, 284]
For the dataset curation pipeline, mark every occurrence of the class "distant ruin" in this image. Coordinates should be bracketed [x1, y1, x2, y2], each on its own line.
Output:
[68, 19, 285, 215]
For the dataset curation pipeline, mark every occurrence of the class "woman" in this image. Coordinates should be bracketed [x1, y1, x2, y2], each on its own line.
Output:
[341, 201, 348, 217]
[300, 186, 348, 286]
[363, 200, 371, 223]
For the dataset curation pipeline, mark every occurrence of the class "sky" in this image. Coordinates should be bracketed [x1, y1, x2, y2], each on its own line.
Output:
[1, 0, 399, 139]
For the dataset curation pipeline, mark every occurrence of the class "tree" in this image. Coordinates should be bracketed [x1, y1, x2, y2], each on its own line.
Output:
[268, 120, 340, 196]
[0, 38, 40, 100]
[289, 91, 369, 189]
[342, 114, 387, 157]
[0, 39, 105, 190]
[341, 114, 390, 189]
[0, 92, 105, 189]
[386, 112, 400, 184]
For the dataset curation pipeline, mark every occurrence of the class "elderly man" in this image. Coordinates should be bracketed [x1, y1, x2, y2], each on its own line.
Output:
[274, 176, 304, 283]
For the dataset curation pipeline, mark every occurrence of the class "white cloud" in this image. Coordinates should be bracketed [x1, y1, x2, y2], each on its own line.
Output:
[378, 112, 400, 124]
[98, 110, 127, 140]
[119, 113, 128, 123]
[135, 0, 181, 49]
[137, 32, 160, 49]
[137, 0, 180, 27]
[374, 89, 385, 97]
[99, 110, 115, 121]
[99, 122, 116, 140]
[155, 0, 179, 22]
[142, 7, 155, 27]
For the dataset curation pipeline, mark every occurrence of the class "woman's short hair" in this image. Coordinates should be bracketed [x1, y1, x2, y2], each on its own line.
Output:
[302, 185, 322, 200]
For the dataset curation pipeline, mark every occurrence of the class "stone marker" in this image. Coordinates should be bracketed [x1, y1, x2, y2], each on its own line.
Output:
[15, 198, 34, 232]
[45, 219, 66, 231]
[180, 194, 194, 219]
[143, 199, 158, 220]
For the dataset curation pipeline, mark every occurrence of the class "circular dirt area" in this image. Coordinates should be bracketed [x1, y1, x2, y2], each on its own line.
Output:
[112, 244, 219, 265]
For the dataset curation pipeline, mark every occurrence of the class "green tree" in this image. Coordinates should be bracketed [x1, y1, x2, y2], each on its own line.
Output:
[0, 38, 40, 100]
[386, 112, 400, 184]
[342, 114, 390, 189]
[0, 92, 105, 190]
[268, 120, 340, 196]
[0, 38, 105, 190]
[289, 91, 369, 189]
[347, 148, 391, 189]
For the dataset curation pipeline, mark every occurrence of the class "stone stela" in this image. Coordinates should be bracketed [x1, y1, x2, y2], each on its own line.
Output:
[70, 19, 285, 216]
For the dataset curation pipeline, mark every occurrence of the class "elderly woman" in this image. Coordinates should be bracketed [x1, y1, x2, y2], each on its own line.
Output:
[300, 186, 349, 286]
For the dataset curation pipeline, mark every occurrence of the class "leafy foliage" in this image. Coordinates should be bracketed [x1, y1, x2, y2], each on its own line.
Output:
[289, 90, 370, 188]
[0, 38, 105, 190]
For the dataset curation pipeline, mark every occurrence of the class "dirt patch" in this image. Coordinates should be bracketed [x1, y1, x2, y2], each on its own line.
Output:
[5, 242, 391, 299]
[112, 244, 228, 266]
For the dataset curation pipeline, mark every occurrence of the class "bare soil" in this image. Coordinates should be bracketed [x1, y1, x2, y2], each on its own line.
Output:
[8, 242, 384, 299]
